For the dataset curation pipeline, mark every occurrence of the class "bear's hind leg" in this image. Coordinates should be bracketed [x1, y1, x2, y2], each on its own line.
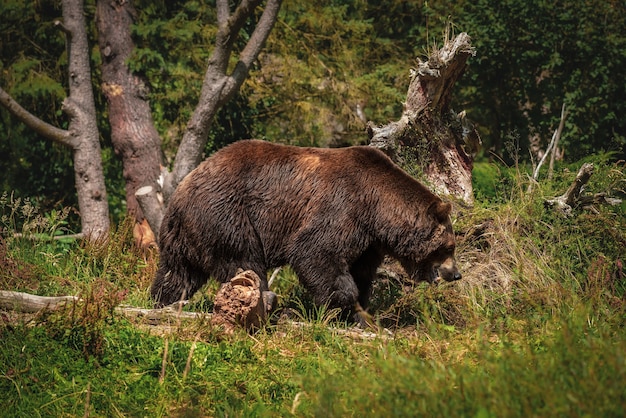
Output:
[349, 248, 384, 327]
[292, 261, 359, 312]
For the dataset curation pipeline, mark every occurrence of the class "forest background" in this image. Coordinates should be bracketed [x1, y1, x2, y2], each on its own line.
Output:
[2, 0, 625, 222]
[2, 1, 626, 416]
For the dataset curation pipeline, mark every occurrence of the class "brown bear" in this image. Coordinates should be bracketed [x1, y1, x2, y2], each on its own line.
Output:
[151, 140, 461, 325]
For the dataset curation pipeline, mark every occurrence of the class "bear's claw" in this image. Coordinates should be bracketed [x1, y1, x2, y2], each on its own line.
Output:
[354, 303, 377, 330]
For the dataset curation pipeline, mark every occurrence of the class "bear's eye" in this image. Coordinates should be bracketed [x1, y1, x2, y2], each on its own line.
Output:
[442, 244, 455, 253]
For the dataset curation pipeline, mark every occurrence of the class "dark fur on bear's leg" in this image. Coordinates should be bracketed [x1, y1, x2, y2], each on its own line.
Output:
[353, 303, 377, 329]
[151, 257, 209, 307]
[350, 247, 383, 309]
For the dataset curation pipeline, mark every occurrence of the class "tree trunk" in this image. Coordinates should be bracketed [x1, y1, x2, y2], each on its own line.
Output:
[368, 32, 479, 206]
[0, 0, 110, 241]
[96, 0, 163, 246]
[62, 0, 111, 239]
[129, 0, 283, 241]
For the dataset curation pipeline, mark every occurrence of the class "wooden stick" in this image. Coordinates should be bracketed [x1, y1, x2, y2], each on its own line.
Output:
[547, 103, 568, 180]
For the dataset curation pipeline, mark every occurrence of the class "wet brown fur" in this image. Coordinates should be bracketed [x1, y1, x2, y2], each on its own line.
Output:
[151, 140, 460, 314]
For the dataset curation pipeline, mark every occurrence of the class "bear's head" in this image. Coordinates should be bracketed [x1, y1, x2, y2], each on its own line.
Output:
[399, 200, 462, 284]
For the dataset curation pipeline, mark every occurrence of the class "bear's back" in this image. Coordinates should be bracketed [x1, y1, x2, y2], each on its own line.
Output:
[178, 139, 438, 216]
[202, 139, 406, 181]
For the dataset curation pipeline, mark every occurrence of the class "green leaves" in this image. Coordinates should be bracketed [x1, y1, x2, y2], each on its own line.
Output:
[457, 0, 626, 161]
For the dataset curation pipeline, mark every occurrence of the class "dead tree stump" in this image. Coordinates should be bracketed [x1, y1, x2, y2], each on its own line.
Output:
[212, 270, 275, 333]
[545, 163, 622, 216]
[368, 32, 479, 206]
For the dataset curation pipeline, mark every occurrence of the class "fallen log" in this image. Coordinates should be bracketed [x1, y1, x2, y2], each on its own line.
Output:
[0, 272, 391, 340]
[0, 291, 80, 313]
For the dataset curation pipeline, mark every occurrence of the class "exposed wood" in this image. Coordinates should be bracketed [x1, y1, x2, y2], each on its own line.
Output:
[548, 103, 568, 180]
[368, 31, 479, 206]
[545, 163, 622, 216]
[116, 303, 209, 324]
[12, 233, 84, 241]
[529, 103, 568, 192]
[212, 270, 271, 333]
[135, 185, 163, 243]
[0, 291, 80, 313]
[0, 289, 390, 341]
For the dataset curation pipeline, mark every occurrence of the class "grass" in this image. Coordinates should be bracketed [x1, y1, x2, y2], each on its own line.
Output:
[1, 159, 625, 417]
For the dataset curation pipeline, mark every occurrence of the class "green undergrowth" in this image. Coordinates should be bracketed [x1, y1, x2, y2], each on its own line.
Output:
[1, 159, 625, 417]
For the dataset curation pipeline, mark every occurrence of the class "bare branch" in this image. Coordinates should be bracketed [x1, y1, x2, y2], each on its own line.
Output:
[528, 103, 568, 193]
[545, 163, 595, 216]
[0, 86, 74, 147]
[548, 103, 568, 180]
[231, 0, 283, 84]
[531, 123, 559, 182]
[227, 0, 263, 36]
[212, 0, 262, 70]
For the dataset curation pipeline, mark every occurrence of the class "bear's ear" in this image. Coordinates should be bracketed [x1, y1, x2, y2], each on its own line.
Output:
[428, 200, 452, 222]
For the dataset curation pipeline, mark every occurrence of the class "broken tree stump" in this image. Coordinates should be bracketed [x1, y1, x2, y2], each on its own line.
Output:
[545, 163, 622, 216]
[368, 31, 479, 206]
[212, 270, 275, 333]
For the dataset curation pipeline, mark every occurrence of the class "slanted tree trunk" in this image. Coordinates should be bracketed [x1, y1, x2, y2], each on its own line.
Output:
[96, 0, 163, 246]
[162, 0, 283, 200]
[368, 32, 479, 206]
[0, 0, 110, 241]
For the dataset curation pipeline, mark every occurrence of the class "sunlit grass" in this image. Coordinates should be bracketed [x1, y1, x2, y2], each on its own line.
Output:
[1, 159, 625, 416]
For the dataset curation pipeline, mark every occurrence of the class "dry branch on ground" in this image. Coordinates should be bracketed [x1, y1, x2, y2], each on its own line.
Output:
[545, 163, 622, 216]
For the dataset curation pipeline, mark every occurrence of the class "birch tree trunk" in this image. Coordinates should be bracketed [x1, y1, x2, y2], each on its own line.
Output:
[0, 0, 110, 241]
[368, 32, 480, 206]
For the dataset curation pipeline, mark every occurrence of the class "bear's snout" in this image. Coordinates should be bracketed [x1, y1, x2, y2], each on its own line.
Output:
[437, 257, 461, 282]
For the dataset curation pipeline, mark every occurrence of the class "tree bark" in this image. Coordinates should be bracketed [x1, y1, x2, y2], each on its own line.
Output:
[368, 32, 479, 206]
[0, 0, 110, 241]
[164, 0, 283, 200]
[96, 0, 164, 245]
[93, 0, 282, 243]
[63, 0, 111, 240]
